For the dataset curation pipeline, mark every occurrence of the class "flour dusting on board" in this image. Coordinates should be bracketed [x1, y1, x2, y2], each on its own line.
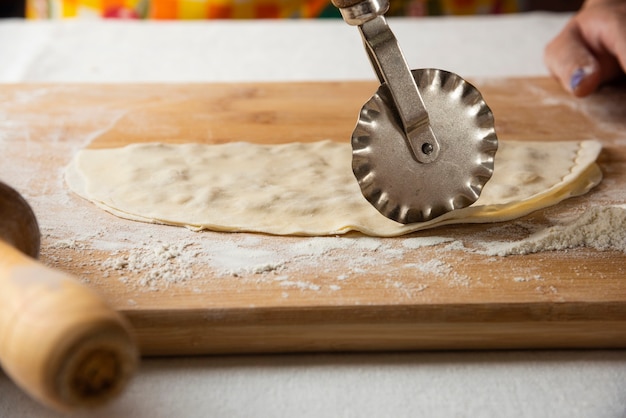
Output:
[102, 241, 198, 290]
[479, 205, 626, 256]
[40, 202, 626, 295]
[2, 86, 626, 301]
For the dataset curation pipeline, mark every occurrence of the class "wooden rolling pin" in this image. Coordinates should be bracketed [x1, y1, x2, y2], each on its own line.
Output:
[0, 181, 138, 411]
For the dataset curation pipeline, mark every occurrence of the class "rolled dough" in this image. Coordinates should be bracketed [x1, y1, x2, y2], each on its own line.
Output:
[65, 140, 602, 237]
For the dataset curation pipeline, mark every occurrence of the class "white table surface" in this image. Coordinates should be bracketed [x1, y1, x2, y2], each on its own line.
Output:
[1, 12, 625, 418]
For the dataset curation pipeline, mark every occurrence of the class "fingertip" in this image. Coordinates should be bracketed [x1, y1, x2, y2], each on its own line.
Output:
[569, 64, 601, 97]
[543, 20, 602, 97]
[569, 67, 588, 91]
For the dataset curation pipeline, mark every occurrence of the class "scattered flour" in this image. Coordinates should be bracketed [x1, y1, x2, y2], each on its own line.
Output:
[512, 275, 544, 283]
[275, 278, 322, 291]
[101, 241, 198, 290]
[224, 262, 286, 277]
[49, 238, 87, 250]
[409, 259, 451, 275]
[39, 204, 626, 294]
[401, 236, 454, 249]
[480, 206, 626, 256]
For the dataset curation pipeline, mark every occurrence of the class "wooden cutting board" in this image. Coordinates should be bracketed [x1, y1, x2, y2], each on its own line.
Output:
[1, 78, 625, 355]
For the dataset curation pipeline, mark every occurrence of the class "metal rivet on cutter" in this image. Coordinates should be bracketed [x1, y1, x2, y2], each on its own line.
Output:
[332, 0, 498, 224]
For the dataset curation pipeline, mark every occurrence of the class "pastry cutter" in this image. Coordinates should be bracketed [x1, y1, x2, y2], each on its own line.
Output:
[332, 0, 498, 223]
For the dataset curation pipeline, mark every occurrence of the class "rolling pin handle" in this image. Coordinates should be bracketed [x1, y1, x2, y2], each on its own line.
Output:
[0, 240, 138, 411]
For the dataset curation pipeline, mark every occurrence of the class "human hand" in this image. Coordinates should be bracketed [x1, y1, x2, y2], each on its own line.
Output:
[544, 0, 626, 97]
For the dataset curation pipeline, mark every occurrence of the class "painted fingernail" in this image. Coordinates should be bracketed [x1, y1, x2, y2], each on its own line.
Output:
[570, 66, 593, 92]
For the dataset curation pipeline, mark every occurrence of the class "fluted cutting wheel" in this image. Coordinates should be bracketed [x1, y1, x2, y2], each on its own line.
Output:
[352, 68, 498, 224]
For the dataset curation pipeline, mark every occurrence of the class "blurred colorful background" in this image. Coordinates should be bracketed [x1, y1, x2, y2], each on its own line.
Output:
[1, 0, 583, 19]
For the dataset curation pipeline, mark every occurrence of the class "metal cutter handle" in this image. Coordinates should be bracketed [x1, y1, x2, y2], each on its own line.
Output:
[332, 0, 440, 164]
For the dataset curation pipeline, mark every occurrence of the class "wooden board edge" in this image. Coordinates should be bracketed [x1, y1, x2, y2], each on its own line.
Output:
[123, 302, 626, 355]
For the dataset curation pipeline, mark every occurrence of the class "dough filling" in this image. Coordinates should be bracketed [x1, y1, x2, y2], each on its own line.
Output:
[65, 140, 602, 237]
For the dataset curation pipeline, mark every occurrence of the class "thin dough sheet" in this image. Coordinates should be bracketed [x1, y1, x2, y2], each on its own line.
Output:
[65, 140, 602, 237]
